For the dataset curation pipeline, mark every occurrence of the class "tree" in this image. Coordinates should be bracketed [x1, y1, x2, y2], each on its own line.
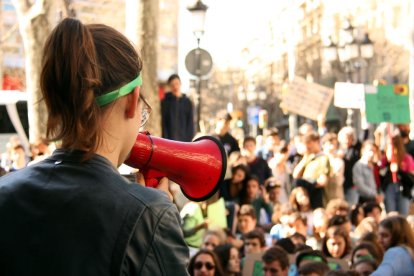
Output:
[126, 0, 160, 136]
[11, 0, 53, 142]
[0, 0, 19, 90]
[0, 0, 4, 88]
[11, 0, 71, 142]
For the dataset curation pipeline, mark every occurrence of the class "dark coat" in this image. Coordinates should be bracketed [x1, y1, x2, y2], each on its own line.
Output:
[161, 92, 194, 142]
[0, 149, 189, 276]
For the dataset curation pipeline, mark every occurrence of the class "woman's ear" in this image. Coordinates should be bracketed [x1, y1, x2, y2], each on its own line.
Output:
[125, 86, 141, 118]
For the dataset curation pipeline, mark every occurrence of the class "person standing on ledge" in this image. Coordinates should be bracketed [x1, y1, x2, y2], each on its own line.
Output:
[161, 74, 195, 142]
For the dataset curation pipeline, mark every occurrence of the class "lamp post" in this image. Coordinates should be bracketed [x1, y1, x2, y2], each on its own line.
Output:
[324, 20, 374, 126]
[187, 0, 209, 132]
[187, 0, 208, 47]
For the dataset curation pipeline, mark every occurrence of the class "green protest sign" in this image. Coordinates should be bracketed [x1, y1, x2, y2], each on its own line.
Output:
[365, 84, 410, 123]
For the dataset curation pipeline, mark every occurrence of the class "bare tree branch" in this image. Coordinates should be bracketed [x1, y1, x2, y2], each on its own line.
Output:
[27, 0, 46, 20]
[59, 0, 75, 19]
[11, 0, 30, 14]
[0, 24, 18, 44]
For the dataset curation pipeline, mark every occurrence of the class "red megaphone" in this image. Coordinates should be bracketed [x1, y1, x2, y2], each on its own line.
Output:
[124, 132, 227, 202]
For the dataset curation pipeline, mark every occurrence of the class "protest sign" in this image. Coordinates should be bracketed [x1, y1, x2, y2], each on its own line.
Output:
[365, 84, 410, 123]
[242, 252, 263, 276]
[280, 76, 334, 120]
[334, 82, 365, 109]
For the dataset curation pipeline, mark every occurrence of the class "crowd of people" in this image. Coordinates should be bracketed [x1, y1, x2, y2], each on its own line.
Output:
[2, 113, 414, 275]
[2, 106, 414, 276]
[178, 118, 414, 275]
[1, 30, 414, 273]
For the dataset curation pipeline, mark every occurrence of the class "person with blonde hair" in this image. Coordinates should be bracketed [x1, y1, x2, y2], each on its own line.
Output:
[372, 215, 414, 275]
[307, 208, 329, 250]
[353, 217, 378, 240]
[201, 229, 226, 252]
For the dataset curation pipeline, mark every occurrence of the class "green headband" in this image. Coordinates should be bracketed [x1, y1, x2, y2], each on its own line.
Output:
[355, 254, 375, 262]
[301, 256, 324, 263]
[96, 75, 142, 106]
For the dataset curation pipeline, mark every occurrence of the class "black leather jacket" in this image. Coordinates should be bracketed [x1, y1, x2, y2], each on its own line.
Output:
[0, 149, 189, 276]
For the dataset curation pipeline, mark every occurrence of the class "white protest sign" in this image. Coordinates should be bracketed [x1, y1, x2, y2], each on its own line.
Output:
[334, 82, 365, 109]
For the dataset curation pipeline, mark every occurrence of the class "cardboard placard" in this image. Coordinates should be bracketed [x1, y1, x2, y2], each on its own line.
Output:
[243, 252, 264, 276]
[280, 76, 334, 120]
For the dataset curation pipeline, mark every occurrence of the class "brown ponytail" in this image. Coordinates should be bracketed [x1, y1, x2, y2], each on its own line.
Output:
[40, 18, 142, 159]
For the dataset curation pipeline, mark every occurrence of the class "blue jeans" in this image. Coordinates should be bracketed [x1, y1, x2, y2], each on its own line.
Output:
[385, 183, 410, 216]
[345, 187, 359, 206]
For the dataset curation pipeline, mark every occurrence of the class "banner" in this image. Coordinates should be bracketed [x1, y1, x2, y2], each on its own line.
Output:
[280, 76, 334, 120]
[365, 84, 410, 123]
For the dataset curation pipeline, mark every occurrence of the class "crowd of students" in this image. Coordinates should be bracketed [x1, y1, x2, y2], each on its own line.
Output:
[180, 117, 414, 275]
[2, 116, 414, 275]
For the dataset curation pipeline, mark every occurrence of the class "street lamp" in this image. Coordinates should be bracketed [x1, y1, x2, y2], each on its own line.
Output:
[186, 0, 211, 132]
[187, 0, 208, 47]
[324, 20, 374, 126]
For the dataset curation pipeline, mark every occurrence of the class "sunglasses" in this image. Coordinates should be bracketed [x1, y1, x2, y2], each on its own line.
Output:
[139, 94, 152, 130]
[194, 261, 215, 271]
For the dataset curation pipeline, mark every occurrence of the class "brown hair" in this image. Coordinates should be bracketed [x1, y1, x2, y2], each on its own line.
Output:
[321, 132, 338, 145]
[238, 204, 256, 220]
[351, 241, 383, 266]
[188, 249, 224, 276]
[289, 187, 310, 212]
[322, 226, 352, 259]
[243, 136, 256, 146]
[262, 246, 290, 270]
[40, 18, 142, 160]
[167, 73, 180, 84]
[380, 215, 414, 249]
[245, 229, 266, 247]
[301, 131, 320, 143]
[386, 134, 407, 165]
[298, 261, 330, 276]
[325, 198, 350, 218]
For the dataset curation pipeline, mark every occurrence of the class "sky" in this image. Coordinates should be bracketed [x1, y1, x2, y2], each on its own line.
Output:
[179, 0, 278, 72]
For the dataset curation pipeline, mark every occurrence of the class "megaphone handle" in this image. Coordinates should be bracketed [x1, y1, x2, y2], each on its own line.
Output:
[142, 169, 167, 188]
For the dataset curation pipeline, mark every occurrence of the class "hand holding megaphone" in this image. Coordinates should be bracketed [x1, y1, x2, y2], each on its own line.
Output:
[125, 132, 227, 202]
[135, 171, 173, 201]
[136, 167, 169, 188]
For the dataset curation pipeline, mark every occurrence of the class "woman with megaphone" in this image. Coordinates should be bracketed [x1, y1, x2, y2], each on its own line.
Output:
[0, 18, 189, 275]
